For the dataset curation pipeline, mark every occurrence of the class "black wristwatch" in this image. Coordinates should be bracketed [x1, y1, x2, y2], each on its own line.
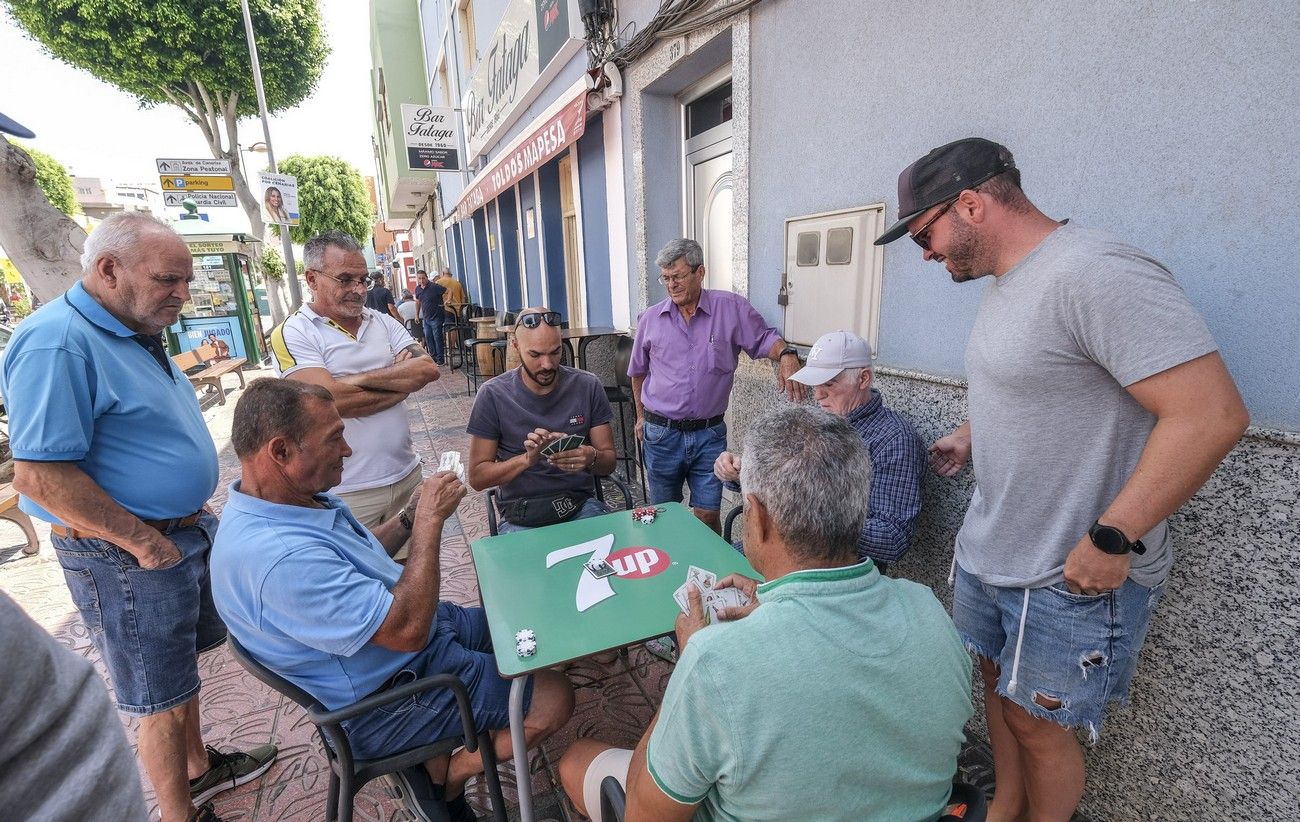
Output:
[778, 347, 800, 361]
[398, 508, 415, 531]
[1088, 521, 1146, 555]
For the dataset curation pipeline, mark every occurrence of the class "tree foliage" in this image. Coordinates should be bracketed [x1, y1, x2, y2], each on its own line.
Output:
[22, 145, 78, 217]
[260, 245, 284, 281]
[276, 155, 372, 247]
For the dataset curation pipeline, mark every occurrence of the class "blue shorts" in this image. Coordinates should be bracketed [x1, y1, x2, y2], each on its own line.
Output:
[52, 513, 227, 716]
[642, 420, 726, 511]
[496, 495, 609, 535]
[952, 563, 1164, 742]
[342, 602, 533, 760]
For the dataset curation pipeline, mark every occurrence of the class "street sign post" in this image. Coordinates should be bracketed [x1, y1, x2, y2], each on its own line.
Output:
[159, 175, 236, 192]
[155, 158, 232, 176]
[163, 192, 238, 208]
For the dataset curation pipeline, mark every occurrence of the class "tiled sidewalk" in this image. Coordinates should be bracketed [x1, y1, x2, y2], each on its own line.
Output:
[0, 368, 668, 821]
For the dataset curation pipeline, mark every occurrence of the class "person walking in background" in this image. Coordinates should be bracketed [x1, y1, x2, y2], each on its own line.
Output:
[415, 269, 448, 365]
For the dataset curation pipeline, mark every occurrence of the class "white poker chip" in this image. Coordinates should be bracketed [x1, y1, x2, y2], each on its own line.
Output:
[516, 638, 537, 657]
[515, 628, 535, 643]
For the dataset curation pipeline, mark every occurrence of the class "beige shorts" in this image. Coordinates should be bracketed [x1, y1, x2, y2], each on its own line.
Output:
[336, 465, 422, 557]
[581, 747, 634, 822]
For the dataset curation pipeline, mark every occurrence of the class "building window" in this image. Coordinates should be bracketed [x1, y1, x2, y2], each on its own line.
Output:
[686, 81, 732, 140]
[458, 0, 477, 68]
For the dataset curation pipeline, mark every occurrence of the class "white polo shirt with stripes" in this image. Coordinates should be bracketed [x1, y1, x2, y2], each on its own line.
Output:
[270, 305, 420, 494]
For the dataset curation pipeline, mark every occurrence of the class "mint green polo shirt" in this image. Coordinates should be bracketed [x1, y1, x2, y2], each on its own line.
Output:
[647, 561, 973, 821]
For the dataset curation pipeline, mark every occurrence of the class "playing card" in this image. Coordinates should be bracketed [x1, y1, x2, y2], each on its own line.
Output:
[560, 434, 585, 453]
[438, 451, 466, 483]
[673, 581, 698, 614]
[705, 587, 747, 622]
[585, 558, 617, 579]
[539, 436, 563, 457]
[686, 565, 717, 592]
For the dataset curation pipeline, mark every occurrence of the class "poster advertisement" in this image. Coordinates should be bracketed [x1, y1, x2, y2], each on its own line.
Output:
[401, 104, 461, 171]
[174, 317, 247, 362]
[258, 172, 300, 226]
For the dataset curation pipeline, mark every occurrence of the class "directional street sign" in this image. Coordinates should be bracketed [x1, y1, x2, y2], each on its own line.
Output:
[163, 192, 238, 208]
[155, 158, 231, 175]
[159, 175, 235, 192]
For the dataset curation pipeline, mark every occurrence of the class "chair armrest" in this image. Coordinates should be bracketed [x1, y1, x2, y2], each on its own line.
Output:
[307, 673, 480, 753]
[485, 489, 499, 536]
[599, 775, 626, 822]
[722, 506, 743, 544]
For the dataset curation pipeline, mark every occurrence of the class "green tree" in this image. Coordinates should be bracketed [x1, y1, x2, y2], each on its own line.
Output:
[22, 146, 77, 216]
[260, 246, 285, 281]
[276, 155, 372, 247]
[4, 0, 328, 322]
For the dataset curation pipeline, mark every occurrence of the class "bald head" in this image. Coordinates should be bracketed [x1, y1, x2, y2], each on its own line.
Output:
[513, 307, 564, 392]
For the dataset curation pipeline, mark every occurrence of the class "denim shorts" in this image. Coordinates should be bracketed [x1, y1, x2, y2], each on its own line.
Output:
[52, 513, 227, 716]
[342, 602, 533, 760]
[496, 495, 609, 534]
[952, 563, 1164, 742]
[641, 420, 726, 511]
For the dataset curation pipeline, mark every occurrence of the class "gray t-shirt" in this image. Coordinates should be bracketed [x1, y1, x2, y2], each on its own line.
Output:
[957, 224, 1218, 588]
[0, 592, 147, 820]
[466, 365, 614, 503]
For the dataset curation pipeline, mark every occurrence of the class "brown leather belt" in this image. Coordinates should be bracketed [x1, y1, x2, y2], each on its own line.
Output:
[50, 511, 204, 541]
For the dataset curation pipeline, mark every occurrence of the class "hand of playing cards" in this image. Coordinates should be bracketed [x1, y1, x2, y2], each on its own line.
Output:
[437, 451, 466, 483]
[539, 433, 587, 457]
[674, 566, 754, 624]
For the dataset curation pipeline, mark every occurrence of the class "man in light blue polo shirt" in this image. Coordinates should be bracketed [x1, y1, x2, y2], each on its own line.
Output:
[211, 379, 574, 822]
[0, 212, 277, 822]
[558, 407, 972, 821]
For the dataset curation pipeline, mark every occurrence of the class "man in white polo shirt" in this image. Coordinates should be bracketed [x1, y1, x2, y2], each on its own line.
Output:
[270, 231, 441, 529]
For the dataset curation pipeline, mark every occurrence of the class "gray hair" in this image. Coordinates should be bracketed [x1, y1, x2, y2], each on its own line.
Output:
[231, 378, 334, 459]
[738, 405, 871, 564]
[80, 212, 181, 274]
[303, 230, 364, 271]
[654, 238, 704, 270]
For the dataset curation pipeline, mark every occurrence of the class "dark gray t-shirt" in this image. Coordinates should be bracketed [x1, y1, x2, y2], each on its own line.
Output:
[956, 224, 1218, 588]
[466, 366, 614, 503]
[0, 592, 147, 820]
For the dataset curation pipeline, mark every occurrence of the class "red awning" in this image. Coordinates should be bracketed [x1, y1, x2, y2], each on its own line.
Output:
[451, 91, 588, 224]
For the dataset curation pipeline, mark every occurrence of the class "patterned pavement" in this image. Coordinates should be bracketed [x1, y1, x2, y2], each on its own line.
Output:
[0, 364, 998, 821]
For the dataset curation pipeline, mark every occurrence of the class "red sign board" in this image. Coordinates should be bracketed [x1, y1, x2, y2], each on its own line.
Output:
[451, 92, 587, 223]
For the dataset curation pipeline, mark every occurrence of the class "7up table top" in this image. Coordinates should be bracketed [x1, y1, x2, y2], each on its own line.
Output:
[470, 502, 759, 677]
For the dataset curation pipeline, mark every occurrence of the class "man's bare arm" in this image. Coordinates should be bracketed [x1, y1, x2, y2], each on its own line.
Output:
[287, 367, 408, 418]
[630, 374, 647, 441]
[467, 434, 545, 491]
[13, 461, 181, 569]
[340, 344, 440, 394]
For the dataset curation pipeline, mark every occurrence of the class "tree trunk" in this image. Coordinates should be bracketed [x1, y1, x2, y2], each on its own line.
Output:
[0, 138, 84, 301]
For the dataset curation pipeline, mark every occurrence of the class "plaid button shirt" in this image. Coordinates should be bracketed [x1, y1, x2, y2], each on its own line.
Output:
[844, 389, 927, 564]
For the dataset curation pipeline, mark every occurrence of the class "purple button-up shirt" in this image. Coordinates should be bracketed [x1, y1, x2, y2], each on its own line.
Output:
[629, 289, 782, 419]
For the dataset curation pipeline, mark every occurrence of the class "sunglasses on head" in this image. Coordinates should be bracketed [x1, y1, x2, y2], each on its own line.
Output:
[515, 311, 562, 329]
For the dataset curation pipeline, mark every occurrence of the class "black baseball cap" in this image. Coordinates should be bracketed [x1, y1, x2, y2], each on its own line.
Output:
[0, 111, 35, 139]
[875, 137, 1015, 245]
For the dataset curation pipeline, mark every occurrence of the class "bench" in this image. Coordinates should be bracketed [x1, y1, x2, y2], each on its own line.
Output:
[171, 343, 248, 405]
[0, 482, 40, 556]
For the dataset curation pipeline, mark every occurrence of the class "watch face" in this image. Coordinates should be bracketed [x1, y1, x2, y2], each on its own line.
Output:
[1091, 524, 1127, 554]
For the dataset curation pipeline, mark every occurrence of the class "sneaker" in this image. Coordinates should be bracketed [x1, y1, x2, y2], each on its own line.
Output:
[189, 744, 279, 806]
[385, 766, 450, 822]
[644, 636, 678, 664]
[186, 802, 221, 822]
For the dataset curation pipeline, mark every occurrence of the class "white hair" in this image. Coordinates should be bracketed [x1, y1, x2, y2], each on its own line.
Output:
[80, 212, 180, 274]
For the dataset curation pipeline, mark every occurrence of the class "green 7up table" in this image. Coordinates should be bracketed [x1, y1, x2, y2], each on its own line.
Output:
[469, 502, 758, 821]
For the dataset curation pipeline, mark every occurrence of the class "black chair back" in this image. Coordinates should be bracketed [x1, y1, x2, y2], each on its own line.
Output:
[614, 335, 634, 389]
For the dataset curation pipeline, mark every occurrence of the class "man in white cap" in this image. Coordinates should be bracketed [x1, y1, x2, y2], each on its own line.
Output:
[714, 330, 926, 567]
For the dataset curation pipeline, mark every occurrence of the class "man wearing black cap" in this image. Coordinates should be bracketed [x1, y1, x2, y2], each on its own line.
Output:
[876, 138, 1249, 819]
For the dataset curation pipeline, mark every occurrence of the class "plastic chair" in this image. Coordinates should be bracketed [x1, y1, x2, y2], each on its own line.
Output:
[485, 473, 634, 536]
[597, 776, 985, 822]
[227, 636, 508, 822]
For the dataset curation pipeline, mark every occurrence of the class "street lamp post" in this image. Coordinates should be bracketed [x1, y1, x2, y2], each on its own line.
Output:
[239, 0, 303, 311]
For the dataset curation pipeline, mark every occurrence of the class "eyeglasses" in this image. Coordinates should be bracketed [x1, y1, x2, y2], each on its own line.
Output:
[515, 311, 562, 329]
[658, 267, 700, 286]
[312, 270, 370, 289]
[909, 199, 957, 251]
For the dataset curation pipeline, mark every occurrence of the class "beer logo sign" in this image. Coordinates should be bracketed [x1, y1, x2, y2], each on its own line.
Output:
[546, 536, 671, 612]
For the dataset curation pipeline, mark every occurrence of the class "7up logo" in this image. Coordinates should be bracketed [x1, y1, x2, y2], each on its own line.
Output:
[546, 535, 670, 612]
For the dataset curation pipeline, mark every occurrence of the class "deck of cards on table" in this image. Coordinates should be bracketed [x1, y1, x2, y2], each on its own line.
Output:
[674, 565, 752, 623]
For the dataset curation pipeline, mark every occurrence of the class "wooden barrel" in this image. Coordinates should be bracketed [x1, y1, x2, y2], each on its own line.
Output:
[470, 317, 503, 376]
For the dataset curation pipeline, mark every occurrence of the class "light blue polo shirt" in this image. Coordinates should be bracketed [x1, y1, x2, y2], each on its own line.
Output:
[210, 482, 419, 709]
[0, 283, 218, 522]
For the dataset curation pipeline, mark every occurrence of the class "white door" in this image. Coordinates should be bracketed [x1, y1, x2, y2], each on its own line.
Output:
[682, 76, 734, 291]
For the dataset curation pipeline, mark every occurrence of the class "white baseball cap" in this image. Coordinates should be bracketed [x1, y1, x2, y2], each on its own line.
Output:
[789, 330, 873, 386]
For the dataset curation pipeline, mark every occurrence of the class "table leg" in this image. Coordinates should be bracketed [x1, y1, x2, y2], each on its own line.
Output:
[508, 676, 535, 822]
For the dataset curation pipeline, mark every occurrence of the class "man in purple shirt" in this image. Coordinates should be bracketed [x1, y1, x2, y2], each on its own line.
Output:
[629, 238, 804, 532]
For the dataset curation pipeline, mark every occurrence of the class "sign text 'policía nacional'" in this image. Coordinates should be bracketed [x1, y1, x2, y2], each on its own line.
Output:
[163, 192, 238, 208]
[401, 104, 461, 171]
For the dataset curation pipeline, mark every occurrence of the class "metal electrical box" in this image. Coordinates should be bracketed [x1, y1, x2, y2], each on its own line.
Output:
[780, 204, 885, 352]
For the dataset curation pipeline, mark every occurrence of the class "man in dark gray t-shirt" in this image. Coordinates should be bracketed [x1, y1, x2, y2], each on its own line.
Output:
[467, 308, 617, 532]
[875, 138, 1248, 821]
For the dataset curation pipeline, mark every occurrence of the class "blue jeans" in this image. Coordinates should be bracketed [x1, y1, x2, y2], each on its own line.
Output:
[52, 513, 227, 715]
[952, 563, 1164, 742]
[496, 496, 609, 534]
[342, 602, 532, 760]
[422, 315, 445, 364]
[641, 420, 727, 510]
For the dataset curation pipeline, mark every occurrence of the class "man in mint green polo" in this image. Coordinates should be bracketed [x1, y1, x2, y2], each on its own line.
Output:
[557, 405, 973, 821]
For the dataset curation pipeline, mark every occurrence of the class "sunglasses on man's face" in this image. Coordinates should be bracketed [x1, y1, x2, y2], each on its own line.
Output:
[515, 311, 562, 329]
